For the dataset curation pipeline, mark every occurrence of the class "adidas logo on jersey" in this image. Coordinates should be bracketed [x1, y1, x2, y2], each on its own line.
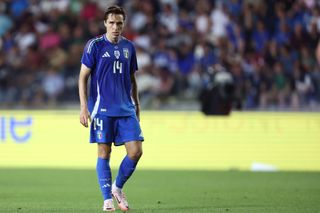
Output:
[102, 51, 110, 57]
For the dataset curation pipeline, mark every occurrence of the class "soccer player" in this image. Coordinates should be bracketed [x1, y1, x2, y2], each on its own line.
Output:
[78, 5, 144, 212]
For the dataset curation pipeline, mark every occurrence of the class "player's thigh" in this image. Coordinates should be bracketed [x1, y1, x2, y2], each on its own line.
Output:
[90, 114, 115, 143]
[114, 115, 144, 146]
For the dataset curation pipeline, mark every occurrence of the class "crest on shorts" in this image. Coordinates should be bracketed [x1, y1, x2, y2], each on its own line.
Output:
[123, 48, 129, 59]
[97, 131, 102, 139]
[114, 50, 120, 59]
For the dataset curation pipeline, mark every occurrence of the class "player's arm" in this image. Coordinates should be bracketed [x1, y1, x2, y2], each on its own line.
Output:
[131, 72, 140, 121]
[79, 64, 91, 127]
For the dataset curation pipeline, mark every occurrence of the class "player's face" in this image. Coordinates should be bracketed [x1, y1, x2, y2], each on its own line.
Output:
[104, 14, 124, 42]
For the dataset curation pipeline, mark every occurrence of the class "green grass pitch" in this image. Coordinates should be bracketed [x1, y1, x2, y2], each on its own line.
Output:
[0, 168, 319, 213]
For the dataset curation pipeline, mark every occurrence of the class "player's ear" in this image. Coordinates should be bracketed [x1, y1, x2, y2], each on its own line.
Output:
[104, 20, 107, 28]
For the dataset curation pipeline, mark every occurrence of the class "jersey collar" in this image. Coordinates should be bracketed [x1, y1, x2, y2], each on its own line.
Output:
[104, 34, 123, 45]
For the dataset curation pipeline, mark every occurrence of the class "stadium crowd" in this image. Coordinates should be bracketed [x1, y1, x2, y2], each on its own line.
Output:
[0, 0, 320, 110]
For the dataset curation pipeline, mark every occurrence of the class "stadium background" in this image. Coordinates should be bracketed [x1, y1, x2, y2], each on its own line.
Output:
[0, 0, 320, 212]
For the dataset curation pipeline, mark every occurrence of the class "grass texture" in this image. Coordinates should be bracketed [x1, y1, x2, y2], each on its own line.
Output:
[0, 168, 319, 213]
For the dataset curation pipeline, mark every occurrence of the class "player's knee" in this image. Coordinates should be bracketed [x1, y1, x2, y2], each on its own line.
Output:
[97, 145, 111, 159]
[128, 149, 142, 161]
[98, 150, 111, 159]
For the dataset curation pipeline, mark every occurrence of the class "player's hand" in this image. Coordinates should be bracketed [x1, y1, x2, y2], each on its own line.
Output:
[80, 107, 90, 128]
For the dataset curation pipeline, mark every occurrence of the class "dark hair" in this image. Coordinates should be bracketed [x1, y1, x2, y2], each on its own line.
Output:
[104, 5, 126, 21]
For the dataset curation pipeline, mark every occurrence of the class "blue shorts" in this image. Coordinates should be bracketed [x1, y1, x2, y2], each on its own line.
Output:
[90, 114, 144, 146]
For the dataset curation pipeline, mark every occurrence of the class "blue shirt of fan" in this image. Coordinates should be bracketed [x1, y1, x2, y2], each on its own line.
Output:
[81, 35, 138, 117]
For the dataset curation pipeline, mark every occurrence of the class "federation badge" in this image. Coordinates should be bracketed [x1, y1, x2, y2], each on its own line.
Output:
[114, 50, 120, 59]
[97, 131, 102, 139]
[123, 48, 129, 59]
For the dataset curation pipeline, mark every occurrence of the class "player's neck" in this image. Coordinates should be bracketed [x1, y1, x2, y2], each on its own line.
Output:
[105, 33, 120, 44]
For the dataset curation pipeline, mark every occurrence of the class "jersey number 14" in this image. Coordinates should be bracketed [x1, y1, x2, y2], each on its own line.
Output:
[113, 60, 122, 74]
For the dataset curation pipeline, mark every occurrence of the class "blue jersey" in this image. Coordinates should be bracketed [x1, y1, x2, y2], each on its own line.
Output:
[81, 35, 138, 118]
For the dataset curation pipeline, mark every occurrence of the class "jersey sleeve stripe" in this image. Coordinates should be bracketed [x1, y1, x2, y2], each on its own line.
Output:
[87, 36, 104, 54]
[90, 82, 101, 120]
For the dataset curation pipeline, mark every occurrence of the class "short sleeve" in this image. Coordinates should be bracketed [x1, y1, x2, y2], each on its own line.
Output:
[81, 39, 96, 69]
[130, 45, 138, 74]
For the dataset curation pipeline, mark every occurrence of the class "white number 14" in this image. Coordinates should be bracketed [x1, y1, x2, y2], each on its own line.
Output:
[94, 118, 103, 130]
[113, 60, 122, 74]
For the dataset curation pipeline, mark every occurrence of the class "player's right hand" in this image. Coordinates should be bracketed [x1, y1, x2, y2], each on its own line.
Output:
[80, 108, 90, 128]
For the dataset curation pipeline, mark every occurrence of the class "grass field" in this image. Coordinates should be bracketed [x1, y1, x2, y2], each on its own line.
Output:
[0, 168, 320, 213]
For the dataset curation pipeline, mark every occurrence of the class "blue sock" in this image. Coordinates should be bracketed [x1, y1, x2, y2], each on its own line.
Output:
[96, 158, 112, 200]
[115, 155, 138, 188]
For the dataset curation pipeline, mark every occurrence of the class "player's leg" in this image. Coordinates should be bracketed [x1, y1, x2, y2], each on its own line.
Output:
[97, 144, 113, 199]
[112, 115, 144, 211]
[112, 141, 142, 211]
[91, 115, 115, 211]
[115, 141, 142, 189]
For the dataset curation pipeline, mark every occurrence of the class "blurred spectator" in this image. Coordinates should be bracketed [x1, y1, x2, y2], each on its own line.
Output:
[39, 26, 61, 49]
[0, 12, 13, 37]
[42, 66, 64, 106]
[291, 61, 314, 108]
[210, 1, 230, 42]
[10, 0, 29, 18]
[159, 3, 178, 34]
[15, 23, 36, 53]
